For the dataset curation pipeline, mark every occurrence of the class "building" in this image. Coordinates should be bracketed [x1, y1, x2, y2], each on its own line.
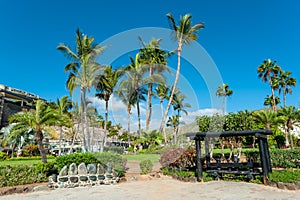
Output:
[0, 84, 40, 129]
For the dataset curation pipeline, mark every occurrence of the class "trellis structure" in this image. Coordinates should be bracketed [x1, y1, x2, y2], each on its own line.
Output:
[186, 129, 272, 185]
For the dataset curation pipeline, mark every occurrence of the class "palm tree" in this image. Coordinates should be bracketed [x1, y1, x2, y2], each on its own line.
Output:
[138, 37, 169, 130]
[155, 84, 170, 142]
[216, 83, 233, 115]
[95, 66, 124, 151]
[57, 28, 106, 152]
[166, 115, 180, 144]
[264, 94, 281, 108]
[119, 55, 165, 137]
[55, 96, 73, 156]
[252, 110, 282, 130]
[277, 106, 300, 149]
[159, 13, 204, 133]
[257, 59, 282, 111]
[278, 70, 296, 108]
[9, 100, 61, 163]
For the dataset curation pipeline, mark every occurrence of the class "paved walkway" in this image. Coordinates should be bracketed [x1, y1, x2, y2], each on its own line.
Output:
[1, 161, 299, 199]
[1, 177, 300, 200]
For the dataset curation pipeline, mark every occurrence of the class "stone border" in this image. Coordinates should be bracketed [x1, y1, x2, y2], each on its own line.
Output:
[267, 181, 300, 190]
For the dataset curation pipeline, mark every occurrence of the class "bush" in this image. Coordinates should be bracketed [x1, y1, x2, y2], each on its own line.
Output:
[0, 163, 53, 187]
[159, 148, 196, 169]
[35, 162, 57, 176]
[54, 152, 126, 173]
[0, 151, 8, 161]
[270, 149, 300, 168]
[140, 159, 153, 174]
[269, 169, 300, 183]
[159, 148, 186, 168]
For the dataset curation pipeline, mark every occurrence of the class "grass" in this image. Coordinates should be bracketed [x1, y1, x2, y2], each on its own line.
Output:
[123, 153, 160, 163]
[0, 158, 55, 166]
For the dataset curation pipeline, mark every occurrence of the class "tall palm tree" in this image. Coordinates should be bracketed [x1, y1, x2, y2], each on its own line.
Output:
[257, 59, 281, 111]
[9, 100, 61, 163]
[57, 28, 106, 152]
[278, 70, 296, 108]
[55, 96, 73, 156]
[119, 55, 165, 138]
[216, 83, 233, 115]
[155, 84, 170, 142]
[159, 13, 204, 133]
[277, 106, 300, 149]
[138, 37, 169, 130]
[95, 66, 124, 152]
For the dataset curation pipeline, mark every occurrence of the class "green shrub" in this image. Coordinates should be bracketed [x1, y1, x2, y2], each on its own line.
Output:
[270, 149, 300, 168]
[34, 162, 57, 176]
[0, 164, 50, 187]
[0, 151, 8, 161]
[269, 169, 300, 183]
[140, 159, 153, 174]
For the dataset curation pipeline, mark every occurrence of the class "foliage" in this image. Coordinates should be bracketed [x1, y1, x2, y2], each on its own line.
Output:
[269, 169, 300, 183]
[25, 144, 40, 156]
[140, 159, 153, 174]
[0, 151, 8, 161]
[159, 148, 186, 168]
[270, 149, 300, 168]
[159, 148, 196, 169]
[0, 162, 55, 187]
[54, 152, 126, 172]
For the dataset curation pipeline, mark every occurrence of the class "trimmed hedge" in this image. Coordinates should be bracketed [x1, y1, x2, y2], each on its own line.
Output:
[269, 169, 300, 183]
[0, 162, 56, 187]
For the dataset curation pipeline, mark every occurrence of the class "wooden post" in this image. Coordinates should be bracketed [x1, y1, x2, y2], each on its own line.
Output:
[258, 136, 268, 185]
[195, 138, 203, 182]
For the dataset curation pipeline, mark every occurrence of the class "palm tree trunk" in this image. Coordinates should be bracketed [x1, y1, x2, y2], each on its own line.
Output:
[146, 65, 153, 130]
[160, 100, 167, 143]
[269, 77, 276, 111]
[82, 87, 90, 152]
[288, 127, 294, 149]
[101, 100, 109, 153]
[80, 88, 87, 152]
[283, 88, 287, 108]
[36, 130, 47, 163]
[222, 96, 225, 115]
[159, 45, 182, 133]
[137, 93, 142, 138]
[285, 124, 289, 148]
[127, 109, 131, 142]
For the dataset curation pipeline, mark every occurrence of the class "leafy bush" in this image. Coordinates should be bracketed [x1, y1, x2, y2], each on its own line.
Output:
[0, 151, 8, 161]
[159, 148, 186, 168]
[25, 144, 40, 156]
[270, 149, 300, 168]
[140, 159, 153, 174]
[160, 148, 197, 169]
[54, 152, 126, 173]
[35, 162, 57, 176]
[269, 169, 300, 183]
[0, 162, 55, 187]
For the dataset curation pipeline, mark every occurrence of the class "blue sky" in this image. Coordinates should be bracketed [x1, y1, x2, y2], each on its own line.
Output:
[0, 0, 299, 129]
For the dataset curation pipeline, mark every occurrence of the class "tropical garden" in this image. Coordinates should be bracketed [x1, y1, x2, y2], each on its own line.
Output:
[0, 13, 300, 189]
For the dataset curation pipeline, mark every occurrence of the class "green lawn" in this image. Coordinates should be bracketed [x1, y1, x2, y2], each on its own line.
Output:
[0, 158, 55, 166]
[123, 153, 160, 163]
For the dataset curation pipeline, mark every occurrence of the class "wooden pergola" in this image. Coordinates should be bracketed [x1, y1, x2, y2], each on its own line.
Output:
[185, 129, 272, 185]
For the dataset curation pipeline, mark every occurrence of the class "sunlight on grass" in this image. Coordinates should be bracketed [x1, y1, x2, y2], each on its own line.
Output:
[123, 154, 160, 163]
[0, 158, 55, 166]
